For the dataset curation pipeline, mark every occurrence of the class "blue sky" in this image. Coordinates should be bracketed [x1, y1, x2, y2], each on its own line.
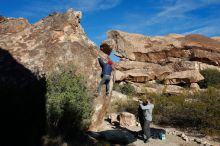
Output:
[1, 0, 220, 61]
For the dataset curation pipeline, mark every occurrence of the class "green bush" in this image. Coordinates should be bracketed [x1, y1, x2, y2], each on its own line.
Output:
[46, 68, 93, 136]
[152, 88, 220, 136]
[108, 99, 139, 116]
[199, 69, 220, 88]
[109, 88, 220, 136]
[113, 83, 121, 92]
[113, 83, 136, 96]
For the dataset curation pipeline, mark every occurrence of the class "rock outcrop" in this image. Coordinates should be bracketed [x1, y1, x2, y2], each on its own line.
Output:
[212, 37, 220, 42]
[0, 16, 30, 34]
[102, 30, 220, 94]
[104, 30, 220, 65]
[0, 9, 111, 132]
[119, 112, 136, 127]
[164, 70, 204, 85]
[108, 112, 136, 127]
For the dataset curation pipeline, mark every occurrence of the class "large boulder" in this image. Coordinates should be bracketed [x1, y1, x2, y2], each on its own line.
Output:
[123, 69, 156, 82]
[132, 82, 185, 95]
[164, 70, 204, 85]
[190, 83, 200, 91]
[170, 61, 220, 72]
[111, 91, 128, 102]
[101, 30, 220, 95]
[104, 30, 220, 66]
[0, 9, 111, 132]
[105, 30, 187, 63]
[182, 34, 220, 66]
[109, 113, 119, 125]
[165, 85, 185, 95]
[114, 70, 127, 81]
[115, 61, 173, 82]
[119, 112, 136, 127]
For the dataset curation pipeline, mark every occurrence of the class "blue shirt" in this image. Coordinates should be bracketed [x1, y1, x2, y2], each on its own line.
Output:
[98, 57, 112, 76]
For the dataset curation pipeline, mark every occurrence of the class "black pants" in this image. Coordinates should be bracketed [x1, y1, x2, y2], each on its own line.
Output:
[143, 120, 151, 140]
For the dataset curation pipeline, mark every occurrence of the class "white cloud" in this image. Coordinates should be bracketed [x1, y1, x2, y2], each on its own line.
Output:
[96, 0, 122, 10]
[109, 0, 220, 36]
[75, 0, 122, 11]
[69, 0, 122, 11]
[158, 0, 220, 17]
[14, 0, 122, 20]
[183, 25, 220, 36]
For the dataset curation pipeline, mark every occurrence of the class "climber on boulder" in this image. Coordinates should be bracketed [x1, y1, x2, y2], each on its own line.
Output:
[95, 54, 113, 96]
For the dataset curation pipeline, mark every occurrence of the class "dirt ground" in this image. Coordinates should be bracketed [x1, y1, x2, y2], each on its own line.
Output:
[97, 120, 220, 146]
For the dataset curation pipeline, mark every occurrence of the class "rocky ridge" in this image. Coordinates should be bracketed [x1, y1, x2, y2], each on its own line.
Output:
[102, 30, 220, 94]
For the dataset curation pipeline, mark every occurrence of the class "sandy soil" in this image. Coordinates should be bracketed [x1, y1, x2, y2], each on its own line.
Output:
[97, 120, 220, 146]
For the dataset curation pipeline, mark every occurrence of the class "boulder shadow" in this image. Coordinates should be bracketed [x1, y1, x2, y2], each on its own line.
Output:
[113, 123, 166, 141]
[88, 124, 137, 146]
[0, 48, 46, 146]
[88, 129, 137, 145]
[136, 127, 166, 140]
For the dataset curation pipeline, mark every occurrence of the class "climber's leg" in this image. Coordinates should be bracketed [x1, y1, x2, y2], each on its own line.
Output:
[96, 77, 106, 96]
[105, 75, 111, 96]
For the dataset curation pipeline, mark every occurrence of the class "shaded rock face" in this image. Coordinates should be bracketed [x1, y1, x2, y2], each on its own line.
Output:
[102, 30, 220, 94]
[0, 8, 112, 136]
[0, 48, 46, 146]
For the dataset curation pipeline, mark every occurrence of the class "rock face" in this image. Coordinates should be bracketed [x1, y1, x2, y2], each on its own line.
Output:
[0, 8, 111, 134]
[115, 61, 173, 82]
[102, 30, 220, 94]
[105, 31, 220, 65]
[111, 91, 128, 102]
[164, 70, 204, 85]
[0, 16, 30, 34]
[212, 37, 220, 42]
[108, 112, 136, 127]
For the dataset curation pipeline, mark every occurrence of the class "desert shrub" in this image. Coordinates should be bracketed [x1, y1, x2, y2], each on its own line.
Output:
[152, 88, 220, 136]
[46, 68, 93, 137]
[109, 87, 220, 136]
[121, 83, 136, 95]
[199, 69, 220, 88]
[113, 83, 136, 96]
[113, 83, 121, 92]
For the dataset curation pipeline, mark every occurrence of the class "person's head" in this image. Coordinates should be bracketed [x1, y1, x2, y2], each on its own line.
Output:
[143, 97, 153, 105]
